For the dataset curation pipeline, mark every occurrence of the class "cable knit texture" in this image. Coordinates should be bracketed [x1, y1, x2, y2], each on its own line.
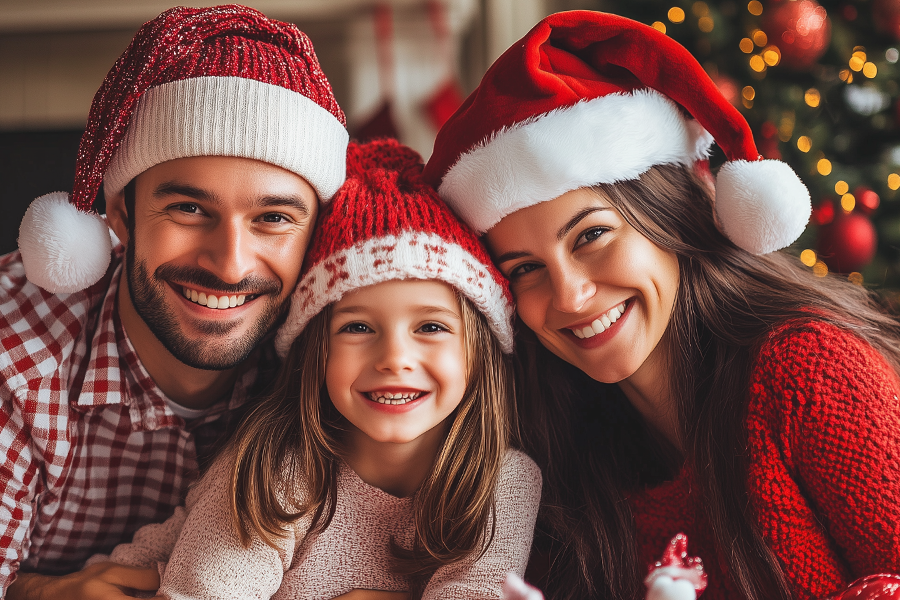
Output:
[627, 320, 900, 599]
[109, 449, 541, 600]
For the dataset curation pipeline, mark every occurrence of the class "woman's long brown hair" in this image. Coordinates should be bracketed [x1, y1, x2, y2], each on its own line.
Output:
[226, 293, 513, 599]
[518, 163, 900, 600]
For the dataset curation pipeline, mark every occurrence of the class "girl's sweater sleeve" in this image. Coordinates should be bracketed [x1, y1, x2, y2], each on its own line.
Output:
[746, 320, 900, 591]
[156, 456, 299, 600]
[422, 450, 542, 600]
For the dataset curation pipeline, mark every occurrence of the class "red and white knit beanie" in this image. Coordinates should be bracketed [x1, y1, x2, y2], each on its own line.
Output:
[275, 139, 515, 356]
[423, 10, 811, 255]
[18, 5, 348, 294]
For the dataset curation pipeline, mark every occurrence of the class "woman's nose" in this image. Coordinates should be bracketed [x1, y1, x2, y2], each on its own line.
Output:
[548, 266, 597, 314]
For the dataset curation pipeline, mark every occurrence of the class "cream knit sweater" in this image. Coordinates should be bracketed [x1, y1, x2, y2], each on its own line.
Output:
[105, 449, 541, 600]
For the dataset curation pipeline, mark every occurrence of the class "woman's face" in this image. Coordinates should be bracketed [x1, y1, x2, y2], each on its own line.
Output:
[485, 187, 680, 384]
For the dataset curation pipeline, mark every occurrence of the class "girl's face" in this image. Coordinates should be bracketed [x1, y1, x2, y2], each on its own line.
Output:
[325, 279, 468, 445]
[485, 187, 680, 385]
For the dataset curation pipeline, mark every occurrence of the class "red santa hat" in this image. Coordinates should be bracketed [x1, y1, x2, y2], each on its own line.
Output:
[18, 5, 348, 294]
[275, 139, 515, 356]
[422, 11, 811, 255]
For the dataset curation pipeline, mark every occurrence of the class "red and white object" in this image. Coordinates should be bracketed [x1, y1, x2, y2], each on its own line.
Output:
[18, 5, 348, 294]
[423, 11, 811, 255]
[645, 534, 708, 600]
[274, 139, 514, 356]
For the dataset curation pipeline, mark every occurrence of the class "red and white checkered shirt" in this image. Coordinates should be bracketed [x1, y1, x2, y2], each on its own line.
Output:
[0, 246, 269, 592]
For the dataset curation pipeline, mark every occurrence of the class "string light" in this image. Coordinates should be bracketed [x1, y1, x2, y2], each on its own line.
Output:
[797, 136, 812, 152]
[800, 249, 817, 267]
[763, 46, 781, 66]
[839, 69, 854, 83]
[863, 62, 877, 78]
[841, 193, 856, 212]
[817, 158, 832, 175]
[813, 261, 829, 277]
[748, 1, 763, 16]
[887, 48, 899, 64]
[889, 173, 900, 190]
[835, 181, 849, 195]
[742, 86, 756, 100]
[652, 21, 667, 33]
[850, 55, 865, 71]
[692, 2, 710, 16]
[804, 88, 821, 107]
[668, 7, 686, 23]
[739, 38, 754, 53]
[848, 272, 864, 285]
[699, 16, 714, 32]
[778, 112, 795, 142]
[749, 55, 766, 72]
[751, 29, 768, 46]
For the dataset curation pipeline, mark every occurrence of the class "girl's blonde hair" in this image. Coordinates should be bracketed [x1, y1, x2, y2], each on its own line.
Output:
[226, 290, 514, 598]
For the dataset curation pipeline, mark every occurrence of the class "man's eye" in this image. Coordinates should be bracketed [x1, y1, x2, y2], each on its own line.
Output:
[174, 203, 199, 214]
[260, 213, 290, 223]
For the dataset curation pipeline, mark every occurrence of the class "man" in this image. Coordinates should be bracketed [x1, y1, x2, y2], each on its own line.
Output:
[1, 5, 348, 598]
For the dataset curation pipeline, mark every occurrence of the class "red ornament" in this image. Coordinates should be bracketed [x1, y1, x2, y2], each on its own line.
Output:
[855, 186, 881, 214]
[812, 199, 835, 225]
[816, 212, 877, 273]
[763, 0, 831, 70]
[874, 0, 900, 41]
[827, 574, 900, 600]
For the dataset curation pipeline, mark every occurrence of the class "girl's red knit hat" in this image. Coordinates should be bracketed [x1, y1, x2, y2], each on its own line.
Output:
[423, 10, 811, 256]
[18, 4, 348, 294]
[275, 139, 515, 356]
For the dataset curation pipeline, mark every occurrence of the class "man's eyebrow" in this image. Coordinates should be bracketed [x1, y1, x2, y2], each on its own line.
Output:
[557, 206, 611, 241]
[258, 195, 311, 216]
[153, 182, 214, 202]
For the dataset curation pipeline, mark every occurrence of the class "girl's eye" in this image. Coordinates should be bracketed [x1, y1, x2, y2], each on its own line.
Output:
[575, 226, 608, 248]
[341, 323, 372, 334]
[508, 262, 541, 279]
[418, 322, 448, 334]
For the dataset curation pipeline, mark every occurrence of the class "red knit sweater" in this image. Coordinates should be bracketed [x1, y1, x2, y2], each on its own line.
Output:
[627, 320, 900, 600]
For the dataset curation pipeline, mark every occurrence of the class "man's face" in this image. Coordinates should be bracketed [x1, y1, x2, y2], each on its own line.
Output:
[121, 156, 318, 370]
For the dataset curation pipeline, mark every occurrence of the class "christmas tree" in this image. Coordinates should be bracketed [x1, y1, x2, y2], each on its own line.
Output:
[584, 0, 900, 292]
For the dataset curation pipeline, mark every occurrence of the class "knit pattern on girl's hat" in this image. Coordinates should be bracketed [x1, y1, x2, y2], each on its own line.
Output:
[275, 139, 515, 356]
[422, 10, 811, 256]
[18, 5, 348, 294]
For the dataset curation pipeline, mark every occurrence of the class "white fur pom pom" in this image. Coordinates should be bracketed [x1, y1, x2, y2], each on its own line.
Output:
[715, 159, 811, 255]
[18, 192, 113, 294]
[646, 576, 697, 600]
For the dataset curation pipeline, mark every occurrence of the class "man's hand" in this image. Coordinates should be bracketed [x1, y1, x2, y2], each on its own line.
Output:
[6, 562, 160, 600]
[331, 590, 408, 600]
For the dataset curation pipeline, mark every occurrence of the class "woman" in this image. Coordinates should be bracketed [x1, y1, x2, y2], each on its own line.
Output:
[423, 11, 900, 600]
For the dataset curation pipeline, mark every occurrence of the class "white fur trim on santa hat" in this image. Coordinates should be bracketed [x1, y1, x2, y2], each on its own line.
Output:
[715, 159, 811, 255]
[18, 192, 113, 294]
[104, 76, 349, 202]
[438, 89, 714, 233]
[275, 231, 515, 356]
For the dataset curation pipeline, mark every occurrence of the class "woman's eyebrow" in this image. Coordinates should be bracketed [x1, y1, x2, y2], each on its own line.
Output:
[557, 206, 611, 241]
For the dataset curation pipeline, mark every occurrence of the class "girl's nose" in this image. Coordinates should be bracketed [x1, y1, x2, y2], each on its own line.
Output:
[374, 330, 416, 373]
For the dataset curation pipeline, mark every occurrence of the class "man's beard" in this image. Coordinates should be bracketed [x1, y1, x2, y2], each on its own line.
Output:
[126, 245, 285, 371]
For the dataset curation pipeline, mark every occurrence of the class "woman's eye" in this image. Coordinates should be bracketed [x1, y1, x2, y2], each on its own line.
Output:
[418, 323, 448, 334]
[576, 226, 608, 247]
[508, 262, 541, 279]
[341, 323, 371, 334]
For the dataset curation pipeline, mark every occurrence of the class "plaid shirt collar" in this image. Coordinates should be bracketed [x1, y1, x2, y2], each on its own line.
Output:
[75, 259, 261, 432]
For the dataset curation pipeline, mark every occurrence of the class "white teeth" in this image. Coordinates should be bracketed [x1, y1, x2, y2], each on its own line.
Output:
[368, 391, 422, 405]
[182, 287, 249, 310]
[571, 301, 628, 339]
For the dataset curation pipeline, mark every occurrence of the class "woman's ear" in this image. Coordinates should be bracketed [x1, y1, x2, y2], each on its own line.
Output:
[105, 189, 130, 247]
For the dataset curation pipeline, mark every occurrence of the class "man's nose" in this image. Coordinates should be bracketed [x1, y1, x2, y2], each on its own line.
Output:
[196, 218, 257, 285]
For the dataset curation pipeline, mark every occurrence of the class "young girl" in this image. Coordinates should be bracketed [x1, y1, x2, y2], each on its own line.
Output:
[104, 139, 541, 599]
[423, 11, 900, 600]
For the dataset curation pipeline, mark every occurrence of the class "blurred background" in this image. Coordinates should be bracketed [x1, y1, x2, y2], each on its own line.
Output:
[2, 0, 900, 292]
